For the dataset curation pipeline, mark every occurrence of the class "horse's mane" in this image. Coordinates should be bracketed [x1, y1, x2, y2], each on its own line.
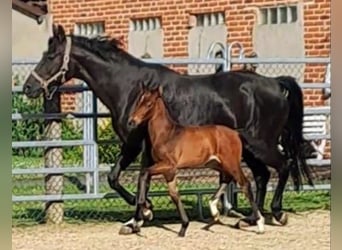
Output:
[70, 34, 170, 73]
[71, 35, 126, 61]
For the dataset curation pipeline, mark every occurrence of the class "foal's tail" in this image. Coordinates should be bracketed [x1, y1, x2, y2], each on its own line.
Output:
[276, 76, 315, 191]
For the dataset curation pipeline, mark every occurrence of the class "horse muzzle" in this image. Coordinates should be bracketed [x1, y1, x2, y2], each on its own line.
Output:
[23, 82, 43, 98]
[128, 118, 139, 129]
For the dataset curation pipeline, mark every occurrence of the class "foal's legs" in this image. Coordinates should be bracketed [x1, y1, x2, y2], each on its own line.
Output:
[209, 174, 232, 221]
[148, 163, 190, 237]
[166, 175, 190, 237]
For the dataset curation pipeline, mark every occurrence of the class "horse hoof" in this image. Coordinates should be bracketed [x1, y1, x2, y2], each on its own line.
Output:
[235, 219, 251, 229]
[178, 231, 186, 237]
[227, 209, 245, 218]
[272, 212, 288, 226]
[143, 208, 153, 221]
[213, 214, 220, 222]
[118, 225, 134, 235]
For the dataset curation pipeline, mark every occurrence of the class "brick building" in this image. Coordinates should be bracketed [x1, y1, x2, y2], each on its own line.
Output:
[13, 0, 330, 109]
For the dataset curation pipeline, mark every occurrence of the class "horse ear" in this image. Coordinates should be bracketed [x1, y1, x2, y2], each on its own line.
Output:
[158, 86, 163, 96]
[54, 25, 66, 42]
[52, 24, 58, 37]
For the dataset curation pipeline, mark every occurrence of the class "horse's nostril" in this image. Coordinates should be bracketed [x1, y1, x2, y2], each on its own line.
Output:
[24, 84, 31, 93]
[128, 119, 136, 128]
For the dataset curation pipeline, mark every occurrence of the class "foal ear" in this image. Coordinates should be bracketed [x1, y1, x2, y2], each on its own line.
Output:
[139, 81, 146, 91]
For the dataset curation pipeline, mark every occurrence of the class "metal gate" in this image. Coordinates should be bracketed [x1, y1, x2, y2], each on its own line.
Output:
[12, 42, 331, 224]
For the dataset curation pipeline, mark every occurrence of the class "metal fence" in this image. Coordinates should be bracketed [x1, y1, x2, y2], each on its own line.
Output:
[12, 43, 331, 225]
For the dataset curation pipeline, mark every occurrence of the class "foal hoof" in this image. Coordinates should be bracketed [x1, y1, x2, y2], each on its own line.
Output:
[118, 224, 141, 235]
[142, 208, 154, 221]
[226, 209, 245, 218]
[119, 225, 134, 235]
[272, 212, 288, 226]
[256, 229, 265, 235]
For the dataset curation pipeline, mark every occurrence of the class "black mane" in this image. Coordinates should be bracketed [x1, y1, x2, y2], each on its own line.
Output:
[70, 35, 171, 73]
[70, 35, 125, 61]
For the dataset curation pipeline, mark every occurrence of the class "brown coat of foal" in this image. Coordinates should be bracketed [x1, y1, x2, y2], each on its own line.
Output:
[129, 85, 265, 237]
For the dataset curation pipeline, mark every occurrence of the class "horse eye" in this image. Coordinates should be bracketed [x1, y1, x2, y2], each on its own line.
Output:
[47, 54, 56, 60]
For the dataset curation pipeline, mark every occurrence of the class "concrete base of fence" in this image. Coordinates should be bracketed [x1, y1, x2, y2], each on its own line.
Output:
[45, 200, 64, 224]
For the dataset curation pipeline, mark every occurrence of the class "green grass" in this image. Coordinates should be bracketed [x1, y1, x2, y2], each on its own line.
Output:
[12, 155, 82, 169]
[12, 190, 330, 227]
[12, 156, 330, 227]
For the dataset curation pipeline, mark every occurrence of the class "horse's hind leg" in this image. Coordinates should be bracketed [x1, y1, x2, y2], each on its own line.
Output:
[237, 173, 265, 233]
[224, 162, 265, 234]
[243, 149, 270, 213]
[269, 151, 290, 226]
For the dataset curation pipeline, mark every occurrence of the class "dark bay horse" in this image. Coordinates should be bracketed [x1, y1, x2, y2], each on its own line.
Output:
[128, 85, 265, 236]
[23, 25, 313, 233]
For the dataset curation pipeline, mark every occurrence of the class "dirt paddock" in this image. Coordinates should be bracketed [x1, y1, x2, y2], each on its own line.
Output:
[12, 210, 330, 250]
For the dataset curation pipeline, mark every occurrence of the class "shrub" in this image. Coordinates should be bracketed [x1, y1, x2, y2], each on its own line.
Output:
[12, 92, 138, 165]
[97, 121, 121, 164]
[12, 93, 44, 157]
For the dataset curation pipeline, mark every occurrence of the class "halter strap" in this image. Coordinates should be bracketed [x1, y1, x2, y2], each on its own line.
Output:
[31, 36, 72, 100]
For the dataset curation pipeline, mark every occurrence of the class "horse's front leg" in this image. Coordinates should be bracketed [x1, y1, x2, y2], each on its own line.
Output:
[119, 138, 155, 235]
[107, 142, 142, 205]
[138, 138, 155, 218]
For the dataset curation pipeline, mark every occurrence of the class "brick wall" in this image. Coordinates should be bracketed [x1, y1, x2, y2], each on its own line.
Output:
[47, 0, 330, 110]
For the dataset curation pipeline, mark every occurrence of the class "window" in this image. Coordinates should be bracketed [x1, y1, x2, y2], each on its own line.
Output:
[270, 8, 277, 24]
[290, 6, 298, 22]
[259, 5, 298, 25]
[188, 12, 227, 74]
[74, 22, 105, 37]
[260, 9, 268, 25]
[130, 17, 161, 31]
[279, 7, 287, 23]
[195, 12, 225, 27]
[128, 16, 163, 58]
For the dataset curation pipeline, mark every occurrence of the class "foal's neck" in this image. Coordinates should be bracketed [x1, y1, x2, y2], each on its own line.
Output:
[148, 98, 177, 146]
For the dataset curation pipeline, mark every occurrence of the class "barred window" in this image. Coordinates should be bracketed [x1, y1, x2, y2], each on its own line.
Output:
[130, 17, 161, 31]
[259, 5, 298, 25]
[195, 12, 225, 27]
[74, 22, 105, 37]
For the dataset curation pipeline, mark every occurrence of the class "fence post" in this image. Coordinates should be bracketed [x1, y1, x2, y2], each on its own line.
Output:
[44, 91, 64, 224]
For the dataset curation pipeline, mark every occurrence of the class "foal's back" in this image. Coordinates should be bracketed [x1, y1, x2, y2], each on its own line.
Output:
[164, 124, 242, 169]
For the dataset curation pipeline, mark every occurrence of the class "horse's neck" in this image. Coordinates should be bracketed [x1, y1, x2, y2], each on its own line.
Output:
[148, 98, 177, 146]
[71, 42, 141, 125]
[72, 47, 124, 90]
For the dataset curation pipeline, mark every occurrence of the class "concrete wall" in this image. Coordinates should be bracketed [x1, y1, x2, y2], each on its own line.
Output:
[12, 9, 51, 60]
[188, 25, 227, 74]
[50, 0, 330, 109]
[253, 4, 304, 58]
[253, 4, 305, 81]
[128, 30, 163, 58]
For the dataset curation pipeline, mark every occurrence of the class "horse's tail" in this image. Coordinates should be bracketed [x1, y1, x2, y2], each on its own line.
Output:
[276, 76, 315, 191]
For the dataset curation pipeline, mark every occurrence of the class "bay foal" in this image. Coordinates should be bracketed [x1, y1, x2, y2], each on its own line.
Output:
[128, 85, 265, 237]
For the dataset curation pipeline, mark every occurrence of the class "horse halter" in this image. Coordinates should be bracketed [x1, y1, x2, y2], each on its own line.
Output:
[31, 36, 72, 100]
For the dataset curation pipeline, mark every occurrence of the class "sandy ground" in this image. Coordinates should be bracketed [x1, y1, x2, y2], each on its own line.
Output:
[12, 210, 330, 250]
